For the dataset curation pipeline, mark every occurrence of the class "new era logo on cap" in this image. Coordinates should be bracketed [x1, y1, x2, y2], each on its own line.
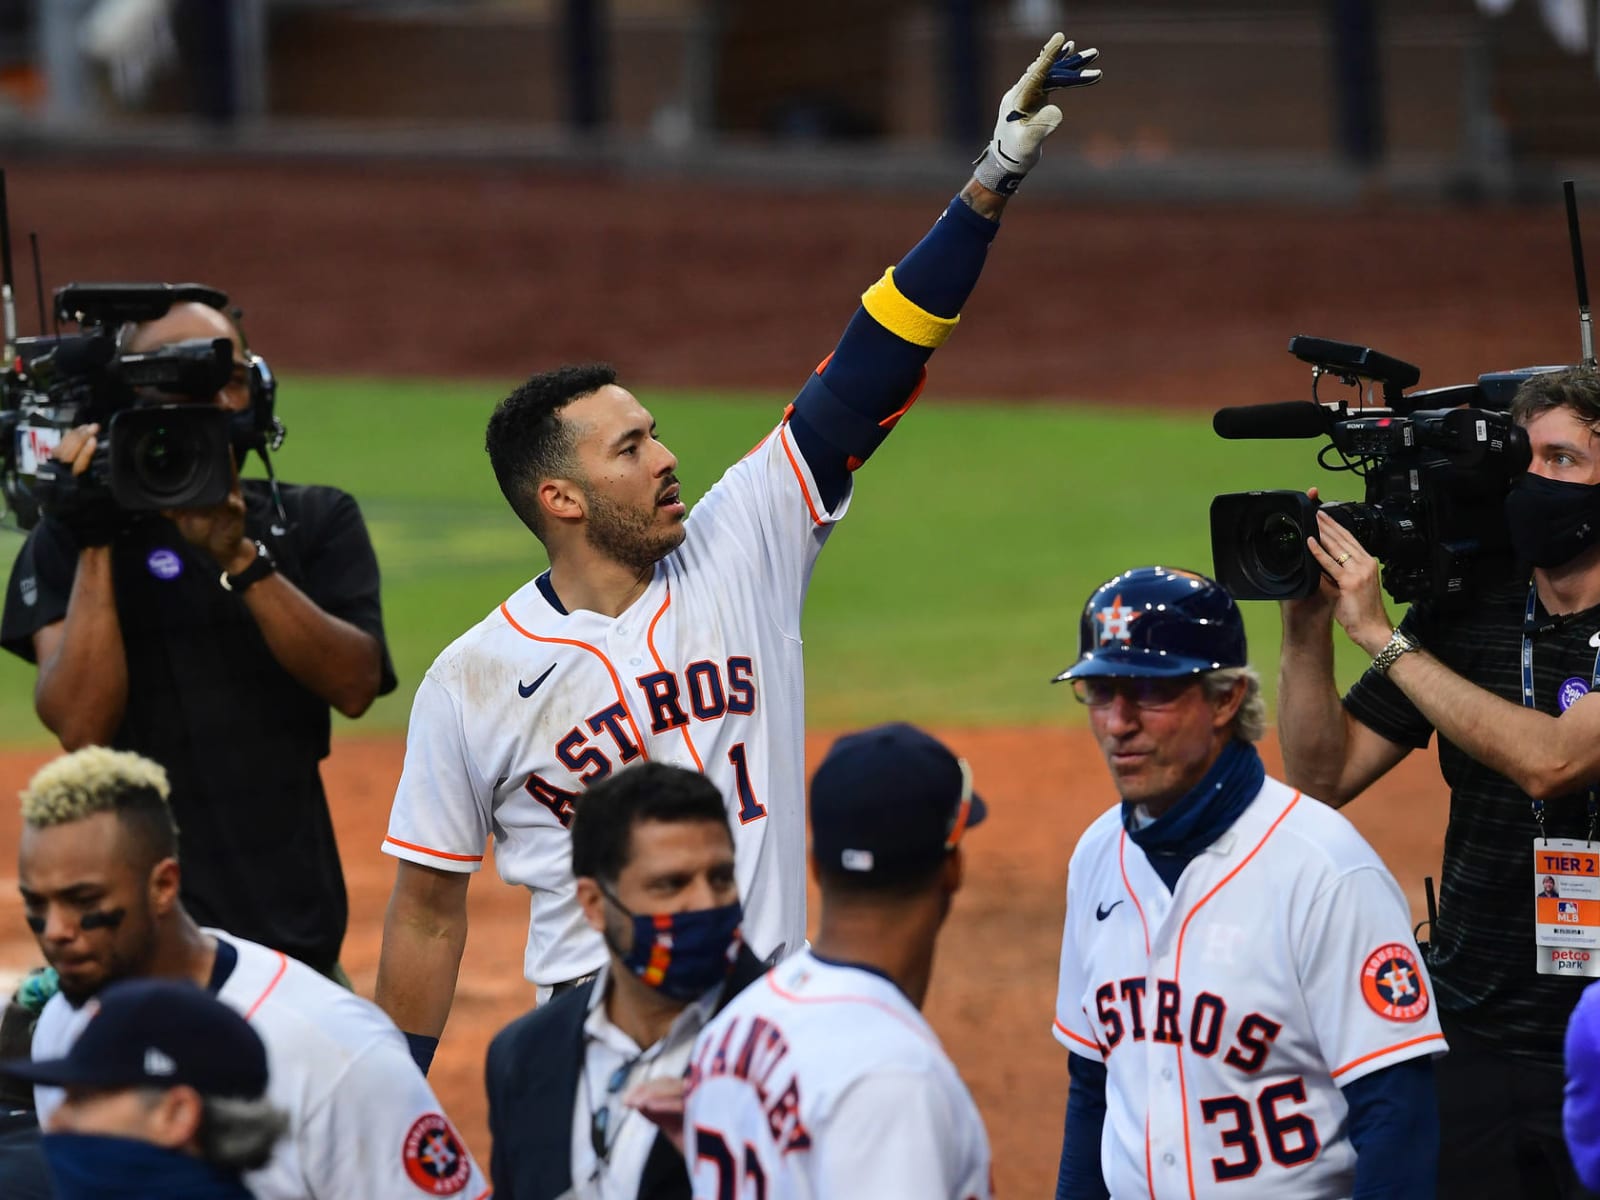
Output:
[841, 849, 875, 872]
[143, 1047, 177, 1077]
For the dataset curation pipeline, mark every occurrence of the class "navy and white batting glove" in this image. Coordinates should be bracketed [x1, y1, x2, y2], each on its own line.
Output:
[974, 32, 1101, 195]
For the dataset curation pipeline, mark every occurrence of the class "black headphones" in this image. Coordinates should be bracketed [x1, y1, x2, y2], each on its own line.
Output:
[234, 349, 284, 460]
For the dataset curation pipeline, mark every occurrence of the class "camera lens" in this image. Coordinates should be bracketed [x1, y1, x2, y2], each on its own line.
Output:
[129, 420, 203, 503]
[1249, 512, 1303, 580]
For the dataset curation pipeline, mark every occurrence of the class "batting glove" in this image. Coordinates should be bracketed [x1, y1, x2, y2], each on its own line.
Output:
[974, 33, 1101, 195]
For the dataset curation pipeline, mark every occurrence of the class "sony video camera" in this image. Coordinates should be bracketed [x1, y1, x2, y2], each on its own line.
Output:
[0, 282, 276, 531]
[1209, 335, 1546, 608]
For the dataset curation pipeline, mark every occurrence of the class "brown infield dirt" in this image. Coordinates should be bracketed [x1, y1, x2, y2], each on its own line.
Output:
[0, 155, 1528, 1193]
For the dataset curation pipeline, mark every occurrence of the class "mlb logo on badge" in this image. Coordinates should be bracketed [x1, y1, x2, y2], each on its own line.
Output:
[1560, 901, 1582, 923]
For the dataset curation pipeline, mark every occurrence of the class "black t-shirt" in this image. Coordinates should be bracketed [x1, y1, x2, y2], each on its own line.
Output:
[0, 480, 397, 973]
[1343, 579, 1600, 1065]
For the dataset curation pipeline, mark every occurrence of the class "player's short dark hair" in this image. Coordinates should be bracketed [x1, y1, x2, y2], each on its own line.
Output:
[485, 363, 618, 540]
[570, 763, 730, 886]
[1511, 366, 1600, 432]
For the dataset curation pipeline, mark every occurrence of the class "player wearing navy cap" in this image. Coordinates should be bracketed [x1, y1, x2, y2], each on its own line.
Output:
[1051, 566, 1446, 1199]
[2, 978, 285, 1200]
[683, 722, 993, 1200]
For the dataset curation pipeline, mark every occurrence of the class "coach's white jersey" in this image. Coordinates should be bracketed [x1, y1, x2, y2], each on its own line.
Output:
[1053, 777, 1446, 1200]
[385, 419, 846, 985]
[33, 931, 488, 1200]
[684, 949, 992, 1200]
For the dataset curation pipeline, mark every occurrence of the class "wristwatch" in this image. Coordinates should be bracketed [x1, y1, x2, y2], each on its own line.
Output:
[1371, 627, 1418, 676]
[220, 540, 276, 594]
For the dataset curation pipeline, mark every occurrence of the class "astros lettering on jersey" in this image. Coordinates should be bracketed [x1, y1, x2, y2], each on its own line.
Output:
[1054, 778, 1446, 1199]
[31, 930, 488, 1200]
[685, 950, 992, 1200]
[384, 421, 839, 986]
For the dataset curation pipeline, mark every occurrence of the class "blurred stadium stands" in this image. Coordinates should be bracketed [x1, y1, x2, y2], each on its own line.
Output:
[2, 0, 1600, 202]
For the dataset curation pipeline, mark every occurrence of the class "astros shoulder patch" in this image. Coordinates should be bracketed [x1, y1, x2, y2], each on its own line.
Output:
[1360, 943, 1429, 1022]
[403, 1113, 471, 1195]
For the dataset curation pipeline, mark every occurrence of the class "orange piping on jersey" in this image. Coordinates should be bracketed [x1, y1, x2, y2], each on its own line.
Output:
[497, 602, 652, 759]
[1117, 833, 1152, 956]
[472, 1189, 492, 1200]
[846, 366, 929, 472]
[383, 835, 484, 864]
[1053, 1019, 1102, 1057]
[243, 952, 289, 1020]
[1171, 791, 1302, 1200]
[777, 423, 826, 527]
[765, 972, 938, 1048]
[643, 583, 706, 772]
[1330, 1032, 1447, 1079]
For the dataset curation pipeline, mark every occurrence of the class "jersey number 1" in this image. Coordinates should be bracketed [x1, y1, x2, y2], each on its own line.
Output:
[728, 743, 767, 824]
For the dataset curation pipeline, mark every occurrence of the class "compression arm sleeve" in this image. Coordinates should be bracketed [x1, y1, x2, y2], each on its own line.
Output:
[1055, 1053, 1111, 1200]
[789, 195, 1000, 506]
[1344, 1056, 1438, 1199]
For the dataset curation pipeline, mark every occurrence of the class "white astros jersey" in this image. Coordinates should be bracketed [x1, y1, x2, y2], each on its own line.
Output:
[684, 949, 992, 1200]
[33, 931, 488, 1200]
[1053, 777, 1446, 1200]
[384, 419, 846, 986]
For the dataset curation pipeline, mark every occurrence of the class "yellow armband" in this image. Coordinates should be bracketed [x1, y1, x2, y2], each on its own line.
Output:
[860, 268, 960, 349]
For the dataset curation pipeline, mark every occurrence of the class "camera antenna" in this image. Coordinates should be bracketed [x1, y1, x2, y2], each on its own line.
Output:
[28, 233, 45, 337]
[0, 170, 16, 360]
[1565, 180, 1595, 368]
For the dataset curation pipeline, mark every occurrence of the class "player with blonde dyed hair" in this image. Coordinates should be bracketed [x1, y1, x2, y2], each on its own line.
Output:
[21, 744, 173, 828]
[16, 746, 490, 1199]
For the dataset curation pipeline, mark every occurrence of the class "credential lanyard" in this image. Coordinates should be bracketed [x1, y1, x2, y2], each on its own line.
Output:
[1522, 584, 1600, 842]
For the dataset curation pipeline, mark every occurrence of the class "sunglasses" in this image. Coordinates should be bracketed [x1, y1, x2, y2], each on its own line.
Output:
[1069, 676, 1197, 710]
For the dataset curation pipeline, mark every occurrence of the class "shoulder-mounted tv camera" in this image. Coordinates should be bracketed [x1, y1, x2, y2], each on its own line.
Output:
[1210, 180, 1596, 610]
[1208, 336, 1544, 607]
[0, 280, 283, 531]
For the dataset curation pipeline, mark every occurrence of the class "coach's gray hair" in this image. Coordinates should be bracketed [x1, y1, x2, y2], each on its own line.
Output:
[196, 1095, 289, 1172]
[1202, 667, 1265, 744]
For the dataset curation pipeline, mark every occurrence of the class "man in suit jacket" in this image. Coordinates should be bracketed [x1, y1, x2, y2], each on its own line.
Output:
[486, 763, 769, 1200]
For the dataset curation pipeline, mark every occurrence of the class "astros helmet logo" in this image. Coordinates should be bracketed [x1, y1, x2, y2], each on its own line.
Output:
[1096, 595, 1142, 645]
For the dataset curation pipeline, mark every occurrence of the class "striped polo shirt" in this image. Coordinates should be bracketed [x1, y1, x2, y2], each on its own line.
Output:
[1344, 578, 1600, 1066]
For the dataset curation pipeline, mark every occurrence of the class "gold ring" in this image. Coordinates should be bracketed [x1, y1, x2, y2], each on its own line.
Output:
[1336, 552, 1351, 566]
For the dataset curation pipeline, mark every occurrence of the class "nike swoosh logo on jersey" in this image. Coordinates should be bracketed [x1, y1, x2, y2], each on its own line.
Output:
[1095, 900, 1123, 921]
[1591, 630, 1600, 649]
[517, 664, 556, 698]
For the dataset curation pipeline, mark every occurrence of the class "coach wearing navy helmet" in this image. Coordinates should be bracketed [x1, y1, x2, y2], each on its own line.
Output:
[1050, 566, 1444, 1200]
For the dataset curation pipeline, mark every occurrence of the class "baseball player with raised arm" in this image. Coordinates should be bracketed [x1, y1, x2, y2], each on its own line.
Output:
[375, 32, 1105, 1073]
[683, 723, 992, 1200]
[1050, 567, 1446, 1200]
[17, 747, 488, 1200]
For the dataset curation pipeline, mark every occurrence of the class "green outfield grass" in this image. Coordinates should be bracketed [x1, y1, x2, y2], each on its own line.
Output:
[0, 377, 1381, 745]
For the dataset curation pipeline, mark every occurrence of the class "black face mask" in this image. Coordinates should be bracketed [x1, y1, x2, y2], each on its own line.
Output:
[1504, 472, 1600, 569]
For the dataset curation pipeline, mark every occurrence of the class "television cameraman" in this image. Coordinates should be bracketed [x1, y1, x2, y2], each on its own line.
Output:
[0, 296, 397, 982]
[1277, 366, 1600, 1199]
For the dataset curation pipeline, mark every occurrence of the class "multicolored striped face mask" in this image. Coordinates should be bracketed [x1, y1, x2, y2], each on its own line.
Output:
[600, 886, 744, 1001]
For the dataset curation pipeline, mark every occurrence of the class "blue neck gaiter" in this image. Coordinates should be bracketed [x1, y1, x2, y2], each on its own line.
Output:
[42, 1132, 255, 1200]
[1125, 740, 1266, 893]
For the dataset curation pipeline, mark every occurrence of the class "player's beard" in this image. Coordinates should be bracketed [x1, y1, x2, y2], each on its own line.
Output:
[583, 484, 685, 573]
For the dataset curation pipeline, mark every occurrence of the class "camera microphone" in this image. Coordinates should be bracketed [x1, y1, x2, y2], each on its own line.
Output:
[1212, 402, 1332, 441]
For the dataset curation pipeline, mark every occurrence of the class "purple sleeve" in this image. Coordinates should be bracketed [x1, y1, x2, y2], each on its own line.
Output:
[1566, 981, 1600, 1191]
